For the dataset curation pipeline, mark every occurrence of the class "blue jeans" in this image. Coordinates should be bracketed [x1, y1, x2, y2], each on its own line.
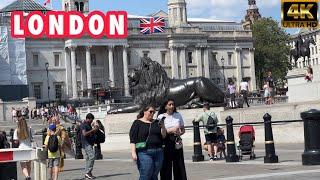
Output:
[137, 148, 164, 180]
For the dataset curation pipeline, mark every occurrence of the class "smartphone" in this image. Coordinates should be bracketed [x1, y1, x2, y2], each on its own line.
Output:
[158, 116, 166, 126]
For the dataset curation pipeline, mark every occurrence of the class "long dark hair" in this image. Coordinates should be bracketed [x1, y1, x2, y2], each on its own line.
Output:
[95, 120, 105, 132]
[157, 99, 177, 117]
[137, 104, 156, 119]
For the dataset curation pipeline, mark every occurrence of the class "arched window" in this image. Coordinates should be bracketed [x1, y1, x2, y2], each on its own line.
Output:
[75, 2, 79, 11]
[80, 2, 84, 12]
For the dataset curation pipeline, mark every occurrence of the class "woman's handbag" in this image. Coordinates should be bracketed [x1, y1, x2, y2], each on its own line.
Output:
[175, 136, 183, 150]
[135, 123, 152, 150]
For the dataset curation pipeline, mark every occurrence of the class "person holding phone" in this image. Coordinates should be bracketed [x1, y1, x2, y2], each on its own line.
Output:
[157, 99, 187, 180]
[130, 105, 167, 180]
[80, 113, 98, 179]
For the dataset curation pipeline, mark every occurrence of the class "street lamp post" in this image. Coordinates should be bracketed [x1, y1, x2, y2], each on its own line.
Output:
[45, 63, 50, 107]
[221, 56, 226, 90]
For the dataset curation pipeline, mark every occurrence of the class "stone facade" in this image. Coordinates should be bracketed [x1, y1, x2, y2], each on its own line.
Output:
[0, 0, 257, 103]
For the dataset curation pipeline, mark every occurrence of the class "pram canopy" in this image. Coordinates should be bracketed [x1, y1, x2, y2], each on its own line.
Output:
[239, 125, 255, 140]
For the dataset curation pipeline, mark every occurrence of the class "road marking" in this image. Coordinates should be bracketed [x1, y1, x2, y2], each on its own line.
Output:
[209, 169, 320, 180]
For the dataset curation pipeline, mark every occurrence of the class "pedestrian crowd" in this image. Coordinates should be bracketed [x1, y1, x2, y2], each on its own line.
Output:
[2, 104, 105, 180]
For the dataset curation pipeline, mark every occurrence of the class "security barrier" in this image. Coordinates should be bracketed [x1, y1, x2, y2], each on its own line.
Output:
[0, 148, 47, 180]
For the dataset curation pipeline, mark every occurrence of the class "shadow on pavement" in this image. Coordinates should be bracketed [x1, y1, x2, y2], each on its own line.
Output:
[62, 168, 84, 172]
[72, 173, 131, 180]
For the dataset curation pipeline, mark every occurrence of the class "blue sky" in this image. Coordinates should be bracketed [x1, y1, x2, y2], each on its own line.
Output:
[0, 0, 297, 34]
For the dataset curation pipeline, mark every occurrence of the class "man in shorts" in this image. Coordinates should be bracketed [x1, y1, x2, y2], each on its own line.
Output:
[194, 103, 219, 160]
[44, 124, 62, 180]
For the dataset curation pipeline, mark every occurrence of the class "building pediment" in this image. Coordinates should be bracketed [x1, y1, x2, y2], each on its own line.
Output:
[149, 10, 168, 18]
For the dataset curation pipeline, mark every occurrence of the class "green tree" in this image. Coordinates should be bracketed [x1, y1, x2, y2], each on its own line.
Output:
[252, 17, 292, 89]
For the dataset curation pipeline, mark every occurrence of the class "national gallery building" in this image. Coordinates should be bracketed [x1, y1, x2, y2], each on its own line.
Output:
[0, 0, 258, 103]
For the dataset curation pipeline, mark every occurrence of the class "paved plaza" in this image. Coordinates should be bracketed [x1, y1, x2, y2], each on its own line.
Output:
[14, 143, 320, 180]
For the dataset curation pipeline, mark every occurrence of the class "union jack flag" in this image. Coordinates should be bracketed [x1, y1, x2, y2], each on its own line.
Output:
[140, 17, 165, 34]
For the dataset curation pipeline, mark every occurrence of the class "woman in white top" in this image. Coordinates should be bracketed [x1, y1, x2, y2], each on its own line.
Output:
[13, 116, 32, 180]
[157, 99, 187, 180]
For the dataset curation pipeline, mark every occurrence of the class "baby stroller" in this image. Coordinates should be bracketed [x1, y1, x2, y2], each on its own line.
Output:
[238, 125, 256, 160]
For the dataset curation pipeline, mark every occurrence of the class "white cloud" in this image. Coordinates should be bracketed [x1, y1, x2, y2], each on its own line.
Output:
[0, 0, 16, 9]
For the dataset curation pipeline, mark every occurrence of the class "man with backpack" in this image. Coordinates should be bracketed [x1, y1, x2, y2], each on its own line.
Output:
[194, 103, 219, 161]
[44, 124, 62, 180]
[81, 113, 99, 179]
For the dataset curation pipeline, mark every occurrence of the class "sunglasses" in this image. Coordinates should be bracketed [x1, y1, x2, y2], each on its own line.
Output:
[148, 110, 155, 114]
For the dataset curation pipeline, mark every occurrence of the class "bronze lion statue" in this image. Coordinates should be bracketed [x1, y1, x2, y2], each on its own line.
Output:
[108, 57, 225, 113]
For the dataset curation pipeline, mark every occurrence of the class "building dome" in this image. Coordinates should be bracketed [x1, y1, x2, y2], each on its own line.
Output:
[0, 0, 49, 13]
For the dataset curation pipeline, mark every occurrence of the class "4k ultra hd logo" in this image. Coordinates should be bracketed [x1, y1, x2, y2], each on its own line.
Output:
[281, 0, 319, 28]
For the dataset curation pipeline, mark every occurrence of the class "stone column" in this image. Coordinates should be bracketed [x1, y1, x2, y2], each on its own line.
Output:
[122, 45, 130, 96]
[182, 8, 187, 24]
[249, 48, 257, 91]
[64, 48, 72, 99]
[180, 47, 187, 79]
[85, 46, 92, 97]
[203, 47, 210, 78]
[108, 46, 115, 87]
[196, 47, 202, 77]
[235, 47, 242, 88]
[70, 46, 78, 99]
[177, 8, 181, 26]
[170, 46, 179, 79]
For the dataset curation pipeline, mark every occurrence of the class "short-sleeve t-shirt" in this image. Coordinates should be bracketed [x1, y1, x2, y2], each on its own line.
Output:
[80, 123, 95, 147]
[129, 120, 163, 149]
[266, 76, 274, 88]
[157, 112, 184, 129]
[228, 84, 236, 94]
[240, 82, 248, 91]
[44, 135, 61, 158]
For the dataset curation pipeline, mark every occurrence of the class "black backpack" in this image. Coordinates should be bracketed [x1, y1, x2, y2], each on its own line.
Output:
[95, 129, 106, 144]
[207, 115, 217, 131]
[48, 135, 59, 152]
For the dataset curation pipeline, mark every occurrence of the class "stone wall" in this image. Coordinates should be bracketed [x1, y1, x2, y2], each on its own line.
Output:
[102, 101, 320, 135]
[0, 97, 36, 122]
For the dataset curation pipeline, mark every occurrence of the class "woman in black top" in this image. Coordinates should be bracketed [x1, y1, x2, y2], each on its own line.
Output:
[130, 105, 167, 180]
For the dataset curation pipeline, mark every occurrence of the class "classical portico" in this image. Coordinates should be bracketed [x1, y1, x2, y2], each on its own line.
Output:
[64, 39, 129, 99]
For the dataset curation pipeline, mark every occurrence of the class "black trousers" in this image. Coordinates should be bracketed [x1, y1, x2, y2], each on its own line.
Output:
[241, 90, 250, 107]
[160, 135, 187, 180]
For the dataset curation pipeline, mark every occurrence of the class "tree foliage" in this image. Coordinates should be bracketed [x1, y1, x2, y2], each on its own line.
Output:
[252, 17, 292, 89]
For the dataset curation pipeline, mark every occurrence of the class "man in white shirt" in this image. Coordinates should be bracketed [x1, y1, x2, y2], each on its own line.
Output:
[239, 78, 250, 107]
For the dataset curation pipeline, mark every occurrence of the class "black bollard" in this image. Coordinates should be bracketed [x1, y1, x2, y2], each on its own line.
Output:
[263, 113, 278, 163]
[95, 144, 103, 160]
[192, 121, 204, 162]
[225, 116, 239, 162]
[75, 125, 83, 159]
[301, 109, 320, 165]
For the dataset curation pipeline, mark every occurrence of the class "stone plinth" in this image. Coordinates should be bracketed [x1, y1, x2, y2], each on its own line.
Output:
[287, 65, 320, 103]
[0, 97, 37, 122]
